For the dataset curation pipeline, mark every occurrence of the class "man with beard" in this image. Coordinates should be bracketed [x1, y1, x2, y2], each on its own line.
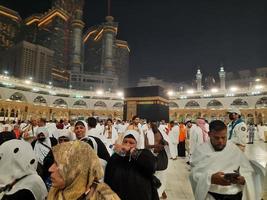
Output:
[190, 120, 263, 200]
[127, 116, 144, 149]
[227, 108, 247, 151]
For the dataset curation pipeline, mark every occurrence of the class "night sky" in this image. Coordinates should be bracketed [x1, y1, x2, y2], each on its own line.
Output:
[2, 0, 267, 85]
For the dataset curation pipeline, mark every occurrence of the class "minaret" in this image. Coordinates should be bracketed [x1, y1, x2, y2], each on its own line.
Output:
[196, 68, 202, 92]
[70, 7, 85, 72]
[101, 16, 117, 75]
[219, 64, 226, 90]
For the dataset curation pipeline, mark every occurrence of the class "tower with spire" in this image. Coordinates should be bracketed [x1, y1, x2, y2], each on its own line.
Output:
[82, 0, 129, 89]
[219, 64, 226, 90]
[69, 1, 85, 73]
[196, 68, 202, 92]
[101, 15, 117, 75]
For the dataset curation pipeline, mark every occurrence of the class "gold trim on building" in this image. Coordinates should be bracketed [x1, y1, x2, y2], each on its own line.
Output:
[125, 96, 169, 104]
[83, 29, 97, 42]
[38, 10, 68, 27]
[0, 10, 20, 22]
[116, 43, 130, 52]
[94, 29, 104, 41]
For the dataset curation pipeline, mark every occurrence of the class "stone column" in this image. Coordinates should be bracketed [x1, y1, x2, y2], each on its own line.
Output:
[70, 9, 85, 73]
[101, 16, 117, 75]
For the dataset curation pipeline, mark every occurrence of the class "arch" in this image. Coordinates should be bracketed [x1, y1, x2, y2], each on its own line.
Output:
[9, 92, 27, 102]
[231, 98, 249, 108]
[255, 97, 267, 108]
[10, 109, 16, 117]
[0, 108, 5, 117]
[178, 114, 185, 123]
[113, 102, 123, 108]
[207, 99, 223, 108]
[169, 102, 179, 108]
[257, 113, 264, 124]
[202, 114, 208, 119]
[170, 112, 178, 121]
[53, 98, 68, 108]
[185, 100, 200, 108]
[73, 100, 87, 108]
[33, 96, 47, 105]
[247, 113, 254, 124]
[247, 113, 254, 118]
[94, 101, 107, 108]
[210, 113, 218, 121]
[185, 114, 192, 119]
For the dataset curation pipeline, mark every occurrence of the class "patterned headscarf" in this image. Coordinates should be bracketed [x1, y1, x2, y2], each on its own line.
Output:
[48, 141, 120, 200]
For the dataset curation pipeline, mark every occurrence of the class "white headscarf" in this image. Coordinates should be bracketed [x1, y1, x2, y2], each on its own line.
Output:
[74, 120, 89, 138]
[34, 127, 51, 165]
[123, 130, 140, 144]
[0, 140, 47, 199]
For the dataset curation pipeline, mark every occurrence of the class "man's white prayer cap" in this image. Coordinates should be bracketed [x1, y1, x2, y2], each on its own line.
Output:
[228, 107, 241, 115]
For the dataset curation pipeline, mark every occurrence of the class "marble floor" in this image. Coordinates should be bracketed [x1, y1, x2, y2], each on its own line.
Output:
[165, 140, 267, 200]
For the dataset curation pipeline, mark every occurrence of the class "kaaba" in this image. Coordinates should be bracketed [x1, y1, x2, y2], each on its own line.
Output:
[123, 86, 169, 122]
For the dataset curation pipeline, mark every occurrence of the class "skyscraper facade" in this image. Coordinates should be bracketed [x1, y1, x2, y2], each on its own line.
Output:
[0, 41, 54, 83]
[0, 0, 129, 90]
[0, 5, 21, 51]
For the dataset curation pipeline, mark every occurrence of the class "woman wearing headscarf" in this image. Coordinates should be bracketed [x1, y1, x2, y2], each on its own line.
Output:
[0, 140, 47, 200]
[47, 141, 120, 200]
[74, 120, 110, 163]
[104, 130, 159, 200]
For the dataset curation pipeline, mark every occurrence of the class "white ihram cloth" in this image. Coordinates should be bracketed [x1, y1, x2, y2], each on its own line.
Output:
[190, 140, 264, 200]
[146, 129, 155, 154]
[146, 128, 168, 197]
[103, 126, 118, 155]
[158, 126, 171, 158]
[169, 125, 179, 158]
[137, 123, 145, 149]
[33, 127, 51, 165]
[189, 125, 204, 155]
[46, 122, 57, 138]
[95, 123, 105, 137]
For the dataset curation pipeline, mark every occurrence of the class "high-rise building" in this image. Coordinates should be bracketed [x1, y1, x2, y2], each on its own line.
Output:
[0, 5, 21, 52]
[23, 9, 70, 71]
[0, 40, 54, 83]
[0, 1, 129, 90]
[83, 16, 130, 89]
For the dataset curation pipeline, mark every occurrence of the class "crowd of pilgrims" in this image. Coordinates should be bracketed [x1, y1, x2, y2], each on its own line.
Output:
[0, 112, 266, 200]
